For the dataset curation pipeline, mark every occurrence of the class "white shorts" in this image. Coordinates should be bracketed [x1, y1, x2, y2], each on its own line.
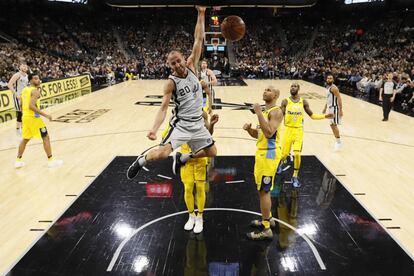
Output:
[161, 118, 214, 153]
[13, 93, 22, 112]
[328, 106, 341, 125]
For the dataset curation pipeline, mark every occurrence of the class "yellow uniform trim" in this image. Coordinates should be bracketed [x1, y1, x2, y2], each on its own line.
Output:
[284, 97, 304, 128]
[254, 106, 282, 191]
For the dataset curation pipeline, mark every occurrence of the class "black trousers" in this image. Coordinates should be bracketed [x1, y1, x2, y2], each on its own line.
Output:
[382, 94, 393, 120]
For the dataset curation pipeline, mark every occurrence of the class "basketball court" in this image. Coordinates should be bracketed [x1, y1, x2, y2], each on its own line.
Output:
[1, 79, 413, 274]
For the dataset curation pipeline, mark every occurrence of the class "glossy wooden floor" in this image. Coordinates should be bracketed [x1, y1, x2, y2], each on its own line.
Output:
[0, 79, 413, 274]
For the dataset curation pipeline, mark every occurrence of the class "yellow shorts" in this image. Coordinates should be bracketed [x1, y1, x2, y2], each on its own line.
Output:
[181, 157, 208, 183]
[202, 96, 209, 113]
[281, 127, 303, 158]
[254, 148, 281, 192]
[22, 117, 47, 140]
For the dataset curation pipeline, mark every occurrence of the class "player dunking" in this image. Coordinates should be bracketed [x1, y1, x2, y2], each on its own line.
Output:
[279, 82, 332, 188]
[162, 106, 218, 233]
[243, 86, 283, 240]
[127, 6, 217, 179]
[7, 63, 29, 140]
[323, 74, 343, 151]
[161, 81, 217, 234]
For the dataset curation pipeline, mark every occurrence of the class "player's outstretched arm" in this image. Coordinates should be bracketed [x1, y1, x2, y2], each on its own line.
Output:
[187, 6, 206, 73]
[147, 79, 174, 140]
[7, 72, 20, 92]
[303, 99, 332, 119]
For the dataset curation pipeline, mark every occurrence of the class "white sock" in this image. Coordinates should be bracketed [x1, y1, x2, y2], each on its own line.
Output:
[336, 138, 341, 144]
[180, 153, 192, 162]
[16, 128, 21, 135]
[138, 155, 147, 166]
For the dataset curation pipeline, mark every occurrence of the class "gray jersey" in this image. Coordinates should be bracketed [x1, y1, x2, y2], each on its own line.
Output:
[200, 69, 208, 83]
[326, 85, 338, 107]
[200, 69, 213, 93]
[168, 68, 203, 126]
[15, 72, 28, 96]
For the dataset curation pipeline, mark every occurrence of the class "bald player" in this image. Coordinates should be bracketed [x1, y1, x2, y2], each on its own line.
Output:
[127, 6, 217, 180]
[243, 86, 283, 240]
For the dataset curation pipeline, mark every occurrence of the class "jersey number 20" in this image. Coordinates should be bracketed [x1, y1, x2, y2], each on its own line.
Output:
[178, 86, 191, 97]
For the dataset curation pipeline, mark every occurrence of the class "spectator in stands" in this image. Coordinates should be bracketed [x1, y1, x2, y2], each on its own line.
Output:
[0, 7, 413, 116]
[0, 77, 8, 88]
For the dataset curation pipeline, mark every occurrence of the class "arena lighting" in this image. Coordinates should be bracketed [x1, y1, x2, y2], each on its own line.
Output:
[344, 0, 384, 4]
[106, 0, 317, 8]
[297, 223, 318, 236]
[133, 256, 150, 273]
[211, 15, 219, 25]
[48, 0, 88, 4]
[281, 256, 299, 272]
[113, 222, 134, 238]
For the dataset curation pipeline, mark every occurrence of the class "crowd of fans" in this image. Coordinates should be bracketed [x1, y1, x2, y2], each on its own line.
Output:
[0, 7, 413, 114]
[233, 11, 414, 113]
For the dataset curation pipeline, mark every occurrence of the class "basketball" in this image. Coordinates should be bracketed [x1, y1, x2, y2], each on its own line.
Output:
[221, 15, 246, 42]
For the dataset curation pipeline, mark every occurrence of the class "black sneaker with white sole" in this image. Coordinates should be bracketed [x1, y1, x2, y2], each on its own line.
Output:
[127, 155, 145, 180]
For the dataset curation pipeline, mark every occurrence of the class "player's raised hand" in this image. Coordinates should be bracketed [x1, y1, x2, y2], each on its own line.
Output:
[147, 131, 157, 141]
[243, 123, 252, 131]
[253, 103, 262, 114]
[196, 6, 206, 13]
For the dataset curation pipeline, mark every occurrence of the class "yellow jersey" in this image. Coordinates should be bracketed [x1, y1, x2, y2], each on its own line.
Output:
[21, 86, 40, 118]
[256, 106, 281, 152]
[284, 97, 304, 128]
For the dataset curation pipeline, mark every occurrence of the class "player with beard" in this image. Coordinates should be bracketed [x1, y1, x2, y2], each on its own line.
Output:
[279, 82, 332, 188]
[323, 74, 344, 151]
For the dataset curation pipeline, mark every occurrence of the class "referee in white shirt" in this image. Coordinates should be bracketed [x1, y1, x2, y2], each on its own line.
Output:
[379, 73, 397, 121]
